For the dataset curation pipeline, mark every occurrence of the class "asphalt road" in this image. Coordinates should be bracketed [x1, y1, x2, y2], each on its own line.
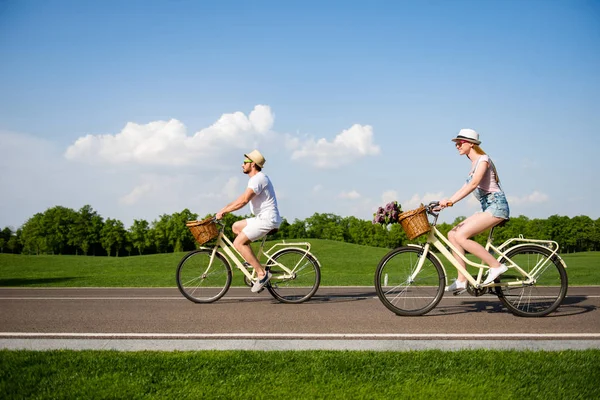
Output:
[1, 287, 599, 350]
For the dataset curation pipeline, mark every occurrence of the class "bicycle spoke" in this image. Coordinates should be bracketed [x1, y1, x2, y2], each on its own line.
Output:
[497, 245, 567, 317]
[176, 249, 232, 303]
[266, 248, 320, 304]
[375, 247, 444, 316]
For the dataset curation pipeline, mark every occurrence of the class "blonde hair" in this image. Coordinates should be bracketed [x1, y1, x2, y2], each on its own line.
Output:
[472, 145, 501, 183]
[473, 145, 486, 155]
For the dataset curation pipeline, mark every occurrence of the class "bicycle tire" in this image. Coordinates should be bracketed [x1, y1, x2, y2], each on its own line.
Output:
[266, 248, 321, 304]
[176, 249, 232, 303]
[495, 245, 568, 317]
[374, 246, 445, 316]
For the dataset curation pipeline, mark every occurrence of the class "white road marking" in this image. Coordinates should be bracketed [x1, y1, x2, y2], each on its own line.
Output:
[1, 332, 599, 339]
[1, 295, 599, 300]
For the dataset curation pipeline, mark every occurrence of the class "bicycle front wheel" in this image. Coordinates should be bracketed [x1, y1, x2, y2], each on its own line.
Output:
[375, 246, 445, 316]
[266, 248, 321, 304]
[496, 245, 568, 317]
[176, 249, 232, 303]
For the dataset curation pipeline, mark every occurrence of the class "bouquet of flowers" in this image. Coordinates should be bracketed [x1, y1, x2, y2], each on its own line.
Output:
[372, 201, 402, 225]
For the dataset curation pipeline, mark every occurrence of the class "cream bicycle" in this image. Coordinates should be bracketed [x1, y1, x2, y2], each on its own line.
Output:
[176, 217, 321, 304]
[374, 201, 568, 317]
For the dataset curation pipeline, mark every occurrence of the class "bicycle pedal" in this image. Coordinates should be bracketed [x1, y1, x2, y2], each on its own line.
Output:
[452, 289, 467, 296]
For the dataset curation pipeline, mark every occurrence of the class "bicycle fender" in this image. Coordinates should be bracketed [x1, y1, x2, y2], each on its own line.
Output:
[406, 244, 448, 285]
[270, 247, 322, 269]
[497, 243, 567, 269]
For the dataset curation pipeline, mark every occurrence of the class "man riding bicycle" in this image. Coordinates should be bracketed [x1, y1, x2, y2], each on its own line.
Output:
[216, 149, 282, 293]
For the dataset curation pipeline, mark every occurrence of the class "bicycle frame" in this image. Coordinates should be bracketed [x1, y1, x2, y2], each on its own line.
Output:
[411, 213, 563, 289]
[202, 229, 315, 283]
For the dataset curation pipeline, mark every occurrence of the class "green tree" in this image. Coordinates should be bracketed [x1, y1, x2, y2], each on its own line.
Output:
[7, 229, 21, 254]
[130, 219, 150, 255]
[570, 215, 594, 252]
[100, 218, 127, 256]
[68, 205, 103, 255]
[151, 214, 172, 253]
[0, 227, 11, 253]
[20, 213, 46, 255]
[305, 213, 345, 240]
[168, 209, 198, 252]
[287, 219, 307, 239]
[41, 206, 78, 254]
[124, 231, 133, 256]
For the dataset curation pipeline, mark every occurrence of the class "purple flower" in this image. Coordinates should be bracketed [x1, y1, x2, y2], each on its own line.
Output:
[373, 201, 403, 225]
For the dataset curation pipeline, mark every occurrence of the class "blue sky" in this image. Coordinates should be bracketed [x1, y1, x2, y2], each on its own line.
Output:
[1, 0, 599, 229]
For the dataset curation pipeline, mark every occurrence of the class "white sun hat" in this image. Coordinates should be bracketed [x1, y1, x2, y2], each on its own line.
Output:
[451, 128, 481, 145]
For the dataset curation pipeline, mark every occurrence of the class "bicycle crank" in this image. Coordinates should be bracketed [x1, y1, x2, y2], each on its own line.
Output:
[466, 282, 489, 297]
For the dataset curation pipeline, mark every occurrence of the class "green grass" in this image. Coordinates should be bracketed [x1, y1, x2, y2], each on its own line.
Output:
[1, 350, 599, 399]
[0, 240, 598, 287]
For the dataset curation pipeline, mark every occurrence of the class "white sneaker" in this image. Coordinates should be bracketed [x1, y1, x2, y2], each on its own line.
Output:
[251, 271, 272, 293]
[483, 264, 508, 285]
[445, 279, 467, 292]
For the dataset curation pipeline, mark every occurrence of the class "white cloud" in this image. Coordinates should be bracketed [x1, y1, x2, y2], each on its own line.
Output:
[508, 191, 549, 205]
[403, 192, 444, 210]
[221, 177, 240, 200]
[339, 190, 361, 199]
[290, 124, 380, 168]
[120, 183, 153, 205]
[65, 105, 275, 166]
[381, 190, 398, 204]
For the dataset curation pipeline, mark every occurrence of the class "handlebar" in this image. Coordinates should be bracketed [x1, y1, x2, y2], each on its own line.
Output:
[424, 201, 453, 217]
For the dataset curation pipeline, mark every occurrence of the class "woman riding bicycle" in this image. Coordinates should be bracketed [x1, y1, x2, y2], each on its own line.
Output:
[439, 129, 510, 292]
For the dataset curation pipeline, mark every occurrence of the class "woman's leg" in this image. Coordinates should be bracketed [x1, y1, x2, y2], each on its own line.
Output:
[448, 222, 468, 282]
[449, 212, 504, 278]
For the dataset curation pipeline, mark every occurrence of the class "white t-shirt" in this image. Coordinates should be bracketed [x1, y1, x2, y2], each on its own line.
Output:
[247, 172, 282, 223]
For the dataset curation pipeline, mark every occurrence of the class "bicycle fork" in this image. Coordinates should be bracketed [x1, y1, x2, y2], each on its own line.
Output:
[408, 243, 432, 284]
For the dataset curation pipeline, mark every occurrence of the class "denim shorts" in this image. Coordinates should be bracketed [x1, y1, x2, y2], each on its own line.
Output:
[475, 190, 510, 219]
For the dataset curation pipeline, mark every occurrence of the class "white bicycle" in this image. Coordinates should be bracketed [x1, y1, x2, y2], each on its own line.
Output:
[375, 202, 568, 317]
[177, 217, 321, 304]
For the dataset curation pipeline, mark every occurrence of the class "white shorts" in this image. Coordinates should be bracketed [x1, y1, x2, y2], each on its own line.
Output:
[242, 217, 281, 242]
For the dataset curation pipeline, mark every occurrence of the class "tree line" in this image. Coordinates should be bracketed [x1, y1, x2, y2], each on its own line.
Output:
[0, 205, 599, 256]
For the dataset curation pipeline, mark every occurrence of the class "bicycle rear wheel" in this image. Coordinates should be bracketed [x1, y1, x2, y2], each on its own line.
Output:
[375, 246, 445, 316]
[496, 245, 568, 317]
[266, 248, 321, 304]
[176, 249, 232, 303]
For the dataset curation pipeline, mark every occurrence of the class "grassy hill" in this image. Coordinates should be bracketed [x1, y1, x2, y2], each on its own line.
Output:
[0, 239, 598, 287]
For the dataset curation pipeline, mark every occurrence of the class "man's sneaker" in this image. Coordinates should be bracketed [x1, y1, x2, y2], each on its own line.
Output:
[251, 271, 272, 293]
[445, 279, 467, 292]
[482, 264, 508, 286]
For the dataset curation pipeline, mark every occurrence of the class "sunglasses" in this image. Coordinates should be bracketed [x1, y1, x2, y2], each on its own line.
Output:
[243, 159, 253, 164]
[455, 140, 470, 146]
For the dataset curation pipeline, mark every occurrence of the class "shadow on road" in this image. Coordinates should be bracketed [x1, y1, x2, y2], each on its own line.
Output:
[0, 277, 78, 286]
[427, 295, 595, 317]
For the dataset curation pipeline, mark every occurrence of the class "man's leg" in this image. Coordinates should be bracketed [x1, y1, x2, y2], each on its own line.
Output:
[232, 220, 246, 236]
[233, 231, 266, 278]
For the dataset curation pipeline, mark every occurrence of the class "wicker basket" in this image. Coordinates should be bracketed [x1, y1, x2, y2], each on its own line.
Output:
[397, 205, 430, 240]
[186, 218, 219, 245]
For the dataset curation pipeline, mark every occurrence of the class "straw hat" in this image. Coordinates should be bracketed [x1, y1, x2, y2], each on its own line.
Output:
[451, 128, 481, 145]
[244, 149, 266, 168]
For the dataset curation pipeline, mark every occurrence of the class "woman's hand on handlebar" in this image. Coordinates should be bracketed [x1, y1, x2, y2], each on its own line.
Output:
[439, 199, 454, 209]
